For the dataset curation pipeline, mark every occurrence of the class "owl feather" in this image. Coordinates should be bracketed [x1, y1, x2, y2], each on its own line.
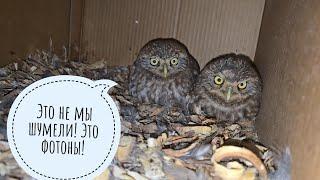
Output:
[188, 53, 262, 122]
[129, 38, 200, 110]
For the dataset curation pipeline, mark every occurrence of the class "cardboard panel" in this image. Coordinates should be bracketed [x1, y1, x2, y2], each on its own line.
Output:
[82, 0, 265, 67]
[255, 0, 320, 178]
[176, 0, 265, 67]
[69, 0, 85, 59]
[82, 0, 178, 65]
[0, 0, 71, 66]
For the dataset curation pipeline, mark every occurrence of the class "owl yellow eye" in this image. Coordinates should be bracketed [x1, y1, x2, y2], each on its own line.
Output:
[214, 76, 224, 85]
[150, 57, 159, 66]
[170, 57, 179, 66]
[238, 81, 247, 90]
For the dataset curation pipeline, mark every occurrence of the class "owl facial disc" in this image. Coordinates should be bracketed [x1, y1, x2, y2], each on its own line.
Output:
[129, 38, 200, 109]
[189, 53, 262, 122]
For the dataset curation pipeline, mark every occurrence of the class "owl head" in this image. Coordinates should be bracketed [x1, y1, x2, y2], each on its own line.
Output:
[199, 53, 262, 104]
[134, 38, 198, 78]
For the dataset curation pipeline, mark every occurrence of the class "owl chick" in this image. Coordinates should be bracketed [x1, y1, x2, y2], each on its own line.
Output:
[129, 38, 200, 109]
[189, 53, 262, 122]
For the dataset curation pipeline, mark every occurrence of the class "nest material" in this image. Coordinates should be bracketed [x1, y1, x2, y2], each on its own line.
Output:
[0, 50, 277, 180]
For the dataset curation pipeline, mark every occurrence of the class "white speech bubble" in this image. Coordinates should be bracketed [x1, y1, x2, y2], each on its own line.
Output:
[7, 75, 121, 180]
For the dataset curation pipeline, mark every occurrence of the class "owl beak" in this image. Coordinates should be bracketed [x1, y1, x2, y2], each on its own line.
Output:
[163, 64, 168, 78]
[226, 87, 232, 102]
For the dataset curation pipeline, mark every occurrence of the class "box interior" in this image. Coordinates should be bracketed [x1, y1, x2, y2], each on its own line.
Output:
[1, 0, 320, 178]
[255, 0, 320, 178]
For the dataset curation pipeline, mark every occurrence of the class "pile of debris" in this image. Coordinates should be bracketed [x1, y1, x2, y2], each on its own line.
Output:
[0, 50, 279, 180]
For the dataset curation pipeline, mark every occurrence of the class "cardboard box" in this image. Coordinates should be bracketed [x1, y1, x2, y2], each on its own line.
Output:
[1, 0, 320, 178]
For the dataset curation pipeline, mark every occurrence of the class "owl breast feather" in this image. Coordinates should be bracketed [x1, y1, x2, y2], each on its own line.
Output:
[129, 66, 194, 109]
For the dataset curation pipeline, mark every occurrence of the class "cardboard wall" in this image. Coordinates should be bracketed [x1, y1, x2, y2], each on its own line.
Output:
[255, 0, 320, 178]
[82, 0, 265, 67]
[0, 0, 72, 67]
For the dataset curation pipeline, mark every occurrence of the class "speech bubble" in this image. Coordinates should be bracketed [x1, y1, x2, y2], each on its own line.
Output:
[7, 75, 121, 179]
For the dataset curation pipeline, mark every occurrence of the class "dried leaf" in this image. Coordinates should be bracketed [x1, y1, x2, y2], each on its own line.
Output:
[116, 136, 136, 162]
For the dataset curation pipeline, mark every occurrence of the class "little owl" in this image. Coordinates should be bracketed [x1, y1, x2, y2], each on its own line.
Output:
[188, 53, 262, 122]
[129, 38, 200, 109]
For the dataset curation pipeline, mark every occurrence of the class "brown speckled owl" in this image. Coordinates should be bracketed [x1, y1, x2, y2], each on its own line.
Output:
[189, 53, 262, 122]
[129, 38, 200, 108]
